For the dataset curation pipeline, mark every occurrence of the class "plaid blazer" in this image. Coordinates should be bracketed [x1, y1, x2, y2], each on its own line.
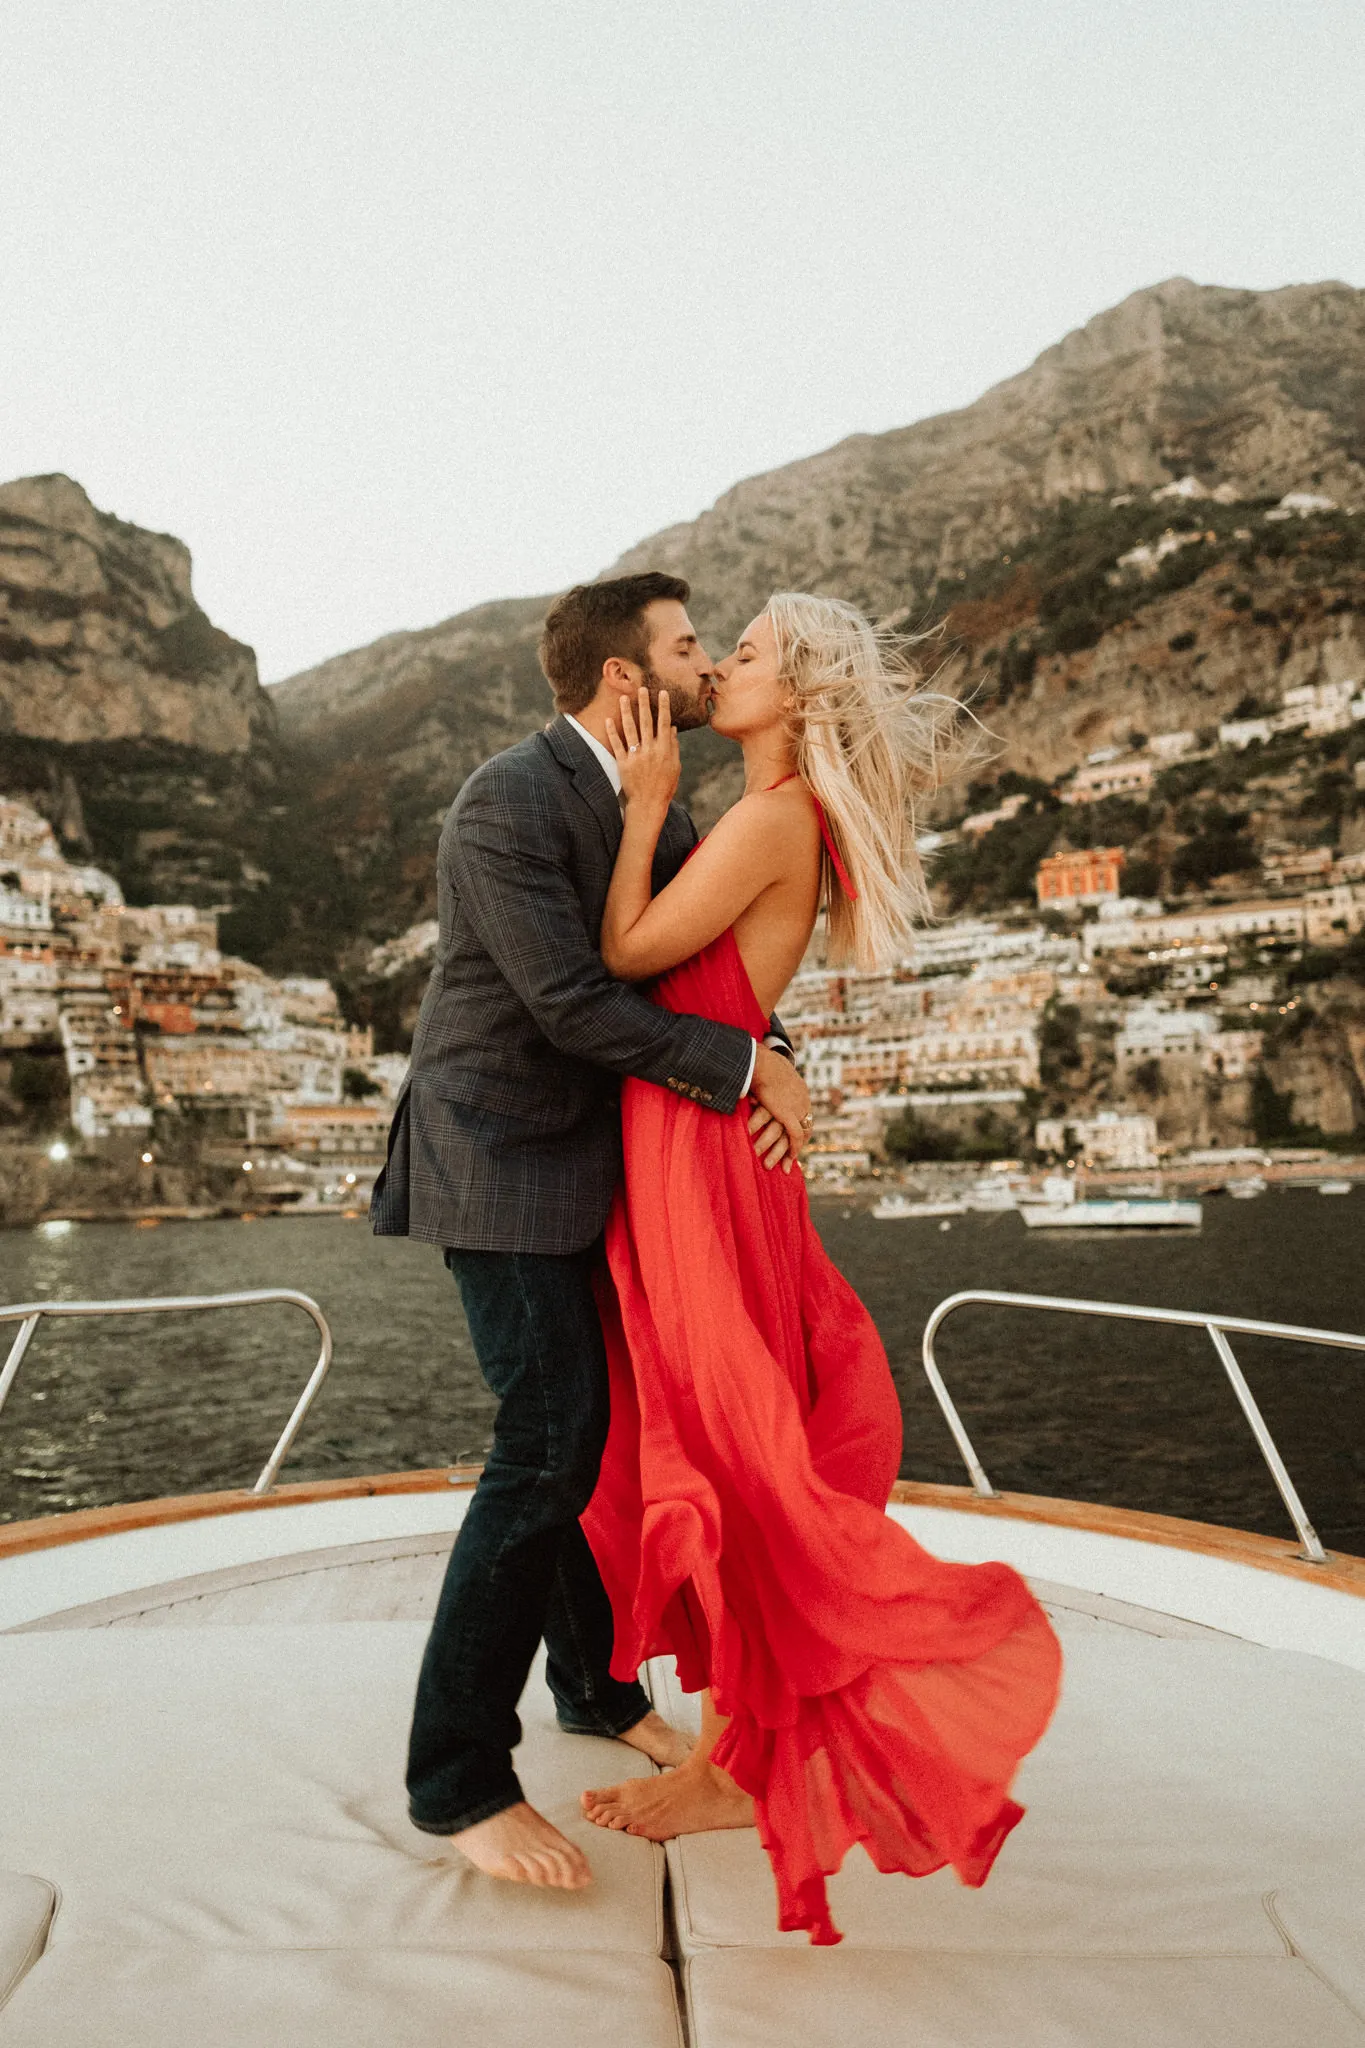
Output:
[370, 715, 758, 1254]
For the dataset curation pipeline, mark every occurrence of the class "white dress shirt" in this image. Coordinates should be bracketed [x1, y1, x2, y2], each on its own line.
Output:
[564, 713, 759, 1093]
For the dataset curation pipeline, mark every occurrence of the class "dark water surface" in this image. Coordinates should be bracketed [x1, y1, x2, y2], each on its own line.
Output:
[1, 1196, 1362, 1552]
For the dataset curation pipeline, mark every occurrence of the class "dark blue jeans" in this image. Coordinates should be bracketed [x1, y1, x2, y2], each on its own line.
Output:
[406, 1242, 651, 1834]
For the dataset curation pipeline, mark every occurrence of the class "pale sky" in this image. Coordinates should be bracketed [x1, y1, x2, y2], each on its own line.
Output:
[3, 0, 1362, 682]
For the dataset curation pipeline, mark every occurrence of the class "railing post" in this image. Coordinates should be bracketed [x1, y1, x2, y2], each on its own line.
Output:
[921, 1297, 997, 1498]
[0, 1290, 335, 1497]
[251, 1311, 335, 1495]
[1205, 1324, 1328, 1565]
[0, 1315, 41, 1421]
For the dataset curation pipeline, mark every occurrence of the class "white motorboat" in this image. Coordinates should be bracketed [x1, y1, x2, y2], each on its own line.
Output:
[871, 1194, 967, 1220]
[2, 1283, 1364, 2046]
[1019, 1196, 1203, 1231]
[1318, 1180, 1354, 1196]
[1227, 1176, 1268, 1199]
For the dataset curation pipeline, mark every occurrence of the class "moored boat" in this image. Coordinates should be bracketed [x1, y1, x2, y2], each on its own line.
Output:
[871, 1193, 967, 1220]
[1019, 1196, 1203, 1230]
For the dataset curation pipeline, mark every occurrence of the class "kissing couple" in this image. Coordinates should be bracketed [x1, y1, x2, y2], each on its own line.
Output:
[372, 573, 1061, 1945]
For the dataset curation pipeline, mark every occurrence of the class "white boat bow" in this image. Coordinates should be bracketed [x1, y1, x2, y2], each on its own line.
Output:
[1, 1287, 1363, 2046]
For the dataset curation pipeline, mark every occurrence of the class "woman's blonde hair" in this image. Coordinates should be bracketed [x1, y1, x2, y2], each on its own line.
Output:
[765, 591, 967, 970]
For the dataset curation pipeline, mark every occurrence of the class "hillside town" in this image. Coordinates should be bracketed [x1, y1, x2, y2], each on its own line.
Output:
[0, 799, 404, 1217]
[788, 663, 1364, 1185]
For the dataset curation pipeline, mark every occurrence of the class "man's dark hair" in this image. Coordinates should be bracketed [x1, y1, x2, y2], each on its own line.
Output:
[538, 572, 691, 714]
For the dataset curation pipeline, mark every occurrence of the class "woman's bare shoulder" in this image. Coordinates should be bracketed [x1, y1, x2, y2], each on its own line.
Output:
[707, 782, 821, 849]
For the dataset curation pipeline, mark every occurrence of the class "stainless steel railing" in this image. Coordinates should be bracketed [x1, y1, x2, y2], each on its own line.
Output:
[922, 1289, 1365, 1566]
[0, 1290, 335, 1496]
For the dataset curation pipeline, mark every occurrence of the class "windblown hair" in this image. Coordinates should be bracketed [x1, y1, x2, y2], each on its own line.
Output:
[765, 591, 970, 971]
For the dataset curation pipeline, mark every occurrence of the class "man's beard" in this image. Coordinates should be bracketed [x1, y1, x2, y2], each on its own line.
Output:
[640, 661, 713, 732]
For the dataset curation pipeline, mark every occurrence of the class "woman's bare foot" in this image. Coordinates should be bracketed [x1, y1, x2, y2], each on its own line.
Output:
[447, 1801, 592, 1888]
[581, 1761, 754, 1840]
[614, 1709, 695, 1769]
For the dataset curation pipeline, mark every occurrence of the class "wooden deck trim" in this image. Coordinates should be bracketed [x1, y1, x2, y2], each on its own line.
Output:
[0, 1468, 481, 1561]
[889, 1480, 1365, 1600]
[2, 1470, 1361, 1601]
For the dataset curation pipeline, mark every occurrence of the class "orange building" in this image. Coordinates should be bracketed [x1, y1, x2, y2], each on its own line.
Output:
[1036, 847, 1124, 908]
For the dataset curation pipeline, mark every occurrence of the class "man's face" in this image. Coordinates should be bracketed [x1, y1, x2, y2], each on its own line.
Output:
[638, 600, 715, 730]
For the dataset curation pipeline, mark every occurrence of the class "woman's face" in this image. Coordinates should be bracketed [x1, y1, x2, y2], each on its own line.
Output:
[710, 614, 790, 740]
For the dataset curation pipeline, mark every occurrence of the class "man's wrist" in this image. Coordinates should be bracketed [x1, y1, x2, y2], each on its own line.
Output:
[743, 1038, 759, 1095]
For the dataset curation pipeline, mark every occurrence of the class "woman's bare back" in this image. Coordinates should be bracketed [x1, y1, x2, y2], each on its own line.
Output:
[728, 785, 824, 1016]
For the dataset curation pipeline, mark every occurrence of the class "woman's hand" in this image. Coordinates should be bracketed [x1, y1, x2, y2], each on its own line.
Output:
[607, 686, 680, 819]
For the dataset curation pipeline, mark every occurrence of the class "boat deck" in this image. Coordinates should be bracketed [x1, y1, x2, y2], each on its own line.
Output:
[3, 1524, 1364, 2045]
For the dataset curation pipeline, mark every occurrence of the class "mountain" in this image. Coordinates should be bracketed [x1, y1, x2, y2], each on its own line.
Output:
[4, 279, 1364, 998]
[0, 474, 269, 754]
[249, 277, 1365, 1010]
[0, 474, 282, 907]
[608, 276, 1365, 640]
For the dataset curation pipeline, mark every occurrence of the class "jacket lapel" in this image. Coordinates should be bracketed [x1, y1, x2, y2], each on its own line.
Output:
[545, 715, 624, 863]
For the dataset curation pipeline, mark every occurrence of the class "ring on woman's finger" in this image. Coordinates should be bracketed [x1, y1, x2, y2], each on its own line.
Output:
[628, 744, 639, 754]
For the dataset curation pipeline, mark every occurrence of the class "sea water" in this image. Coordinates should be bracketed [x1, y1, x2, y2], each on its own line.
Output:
[0, 1198, 1361, 1553]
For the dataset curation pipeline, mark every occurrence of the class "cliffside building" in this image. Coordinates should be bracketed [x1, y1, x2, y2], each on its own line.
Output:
[1036, 848, 1125, 910]
[1064, 759, 1155, 805]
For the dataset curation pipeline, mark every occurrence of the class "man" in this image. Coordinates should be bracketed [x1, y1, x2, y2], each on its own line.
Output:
[371, 571, 811, 1889]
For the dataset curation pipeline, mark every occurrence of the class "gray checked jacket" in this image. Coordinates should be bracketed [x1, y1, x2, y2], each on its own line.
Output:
[370, 715, 761, 1254]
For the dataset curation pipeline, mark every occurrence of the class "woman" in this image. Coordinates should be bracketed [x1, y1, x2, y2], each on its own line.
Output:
[578, 594, 1062, 1946]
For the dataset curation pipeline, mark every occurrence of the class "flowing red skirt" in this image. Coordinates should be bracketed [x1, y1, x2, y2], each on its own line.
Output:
[581, 930, 1063, 1945]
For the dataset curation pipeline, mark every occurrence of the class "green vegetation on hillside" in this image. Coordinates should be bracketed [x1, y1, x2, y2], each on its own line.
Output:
[931, 496, 1364, 709]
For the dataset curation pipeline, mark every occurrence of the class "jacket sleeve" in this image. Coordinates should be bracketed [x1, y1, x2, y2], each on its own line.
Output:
[448, 764, 755, 1114]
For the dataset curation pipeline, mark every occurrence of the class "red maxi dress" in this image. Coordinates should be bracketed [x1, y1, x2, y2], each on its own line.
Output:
[581, 923, 1063, 1947]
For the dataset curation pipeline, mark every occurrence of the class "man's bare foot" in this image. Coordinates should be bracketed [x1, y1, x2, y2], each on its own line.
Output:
[447, 1801, 592, 1888]
[614, 1709, 695, 1769]
[581, 1761, 754, 1840]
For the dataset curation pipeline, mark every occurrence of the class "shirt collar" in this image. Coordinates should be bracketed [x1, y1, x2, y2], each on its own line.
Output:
[563, 714, 622, 796]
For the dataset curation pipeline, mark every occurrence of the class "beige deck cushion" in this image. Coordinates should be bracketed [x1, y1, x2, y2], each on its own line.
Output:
[684, 1949, 1365, 2048]
[0, 1873, 56, 2013]
[1, 1942, 683, 2048]
[652, 1623, 1365, 1957]
[0, 1624, 663, 1956]
[1271, 1881, 1365, 2022]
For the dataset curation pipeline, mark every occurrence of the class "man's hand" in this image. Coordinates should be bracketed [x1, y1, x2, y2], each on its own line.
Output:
[749, 1044, 812, 1172]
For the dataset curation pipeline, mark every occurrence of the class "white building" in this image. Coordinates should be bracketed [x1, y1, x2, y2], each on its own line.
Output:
[1220, 717, 1272, 750]
[1149, 730, 1196, 763]
[905, 920, 1081, 976]
[1202, 1030, 1264, 1080]
[960, 793, 1028, 839]
[0, 801, 60, 861]
[1115, 528, 1211, 579]
[365, 920, 440, 980]
[1116, 1005, 1217, 1064]
[0, 948, 60, 1037]
[1064, 756, 1156, 804]
[1035, 1111, 1159, 1170]
[1086, 899, 1308, 959]
[1266, 492, 1337, 519]
[0, 884, 52, 933]
[1304, 884, 1365, 945]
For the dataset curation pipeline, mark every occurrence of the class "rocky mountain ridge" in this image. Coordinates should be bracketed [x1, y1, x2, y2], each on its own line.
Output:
[258, 277, 1365, 938]
[4, 277, 1364, 978]
[0, 474, 281, 911]
[0, 474, 270, 754]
